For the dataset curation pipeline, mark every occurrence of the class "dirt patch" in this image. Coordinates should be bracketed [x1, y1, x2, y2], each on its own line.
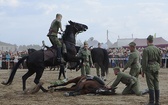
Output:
[0, 68, 167, 105]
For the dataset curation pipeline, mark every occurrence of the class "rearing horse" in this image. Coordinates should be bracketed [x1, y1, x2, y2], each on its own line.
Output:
[2, 20, 88, 92]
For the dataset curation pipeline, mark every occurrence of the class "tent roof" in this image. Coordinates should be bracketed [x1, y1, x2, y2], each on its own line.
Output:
[124, 37, 168, 48]
[111, 38, 135, 48]
[106, 39, 113, 48]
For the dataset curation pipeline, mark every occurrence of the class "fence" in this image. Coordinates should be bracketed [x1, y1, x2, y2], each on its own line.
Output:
[109, 57, 168, 68]
[0, 57, 168, 69]
[0, 58, 27, 69]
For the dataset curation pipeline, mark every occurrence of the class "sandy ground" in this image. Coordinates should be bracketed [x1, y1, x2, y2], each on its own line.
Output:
[0, 68, 168, 105]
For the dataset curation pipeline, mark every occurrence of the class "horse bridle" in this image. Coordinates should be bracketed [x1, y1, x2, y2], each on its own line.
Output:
[72, 23, 85, 34]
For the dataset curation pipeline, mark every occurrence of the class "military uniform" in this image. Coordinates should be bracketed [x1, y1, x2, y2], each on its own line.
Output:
[142, 35, 161, 105]
[77, 42, 93, 76]
[123, 42, 141, 78]
[47, 14, 64, 63]
[111, 68, 143, 96]
[47, 14, 63, 47]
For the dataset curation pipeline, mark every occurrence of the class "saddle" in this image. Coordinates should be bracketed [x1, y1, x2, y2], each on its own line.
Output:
[42, 40, 67, 62]
[43, 46, 57, 61]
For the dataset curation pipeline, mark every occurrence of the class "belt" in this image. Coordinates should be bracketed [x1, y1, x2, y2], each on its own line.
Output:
[148, 61, 157, 65]
[131, 62, 139, 66]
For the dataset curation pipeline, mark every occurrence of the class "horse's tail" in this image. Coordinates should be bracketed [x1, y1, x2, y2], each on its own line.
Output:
[102, 49, 109, 74]
[2, 56, 28, 85]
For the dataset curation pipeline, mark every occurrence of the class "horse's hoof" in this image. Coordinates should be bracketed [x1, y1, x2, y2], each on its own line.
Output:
[64, 92, 70, 97]
[43, 90, 48, 92]
[1, 81, 7, 85]
[48, 88, 54, 93]
[1, 81, 9, 85]
[76, 67, 80, 71]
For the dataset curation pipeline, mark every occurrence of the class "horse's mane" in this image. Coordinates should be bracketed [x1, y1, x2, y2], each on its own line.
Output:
[62, 25, 71, 40]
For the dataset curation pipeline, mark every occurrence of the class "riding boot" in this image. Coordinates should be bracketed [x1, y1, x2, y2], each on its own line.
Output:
[146, 89, 155, 105]
[62, 43, 67, 54]
[155, 90, 160, 105]
[56, 47, 62, 63]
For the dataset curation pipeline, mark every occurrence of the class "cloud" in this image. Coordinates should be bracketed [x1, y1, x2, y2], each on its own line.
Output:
[1, 0, 168, 46]
[0, 0, 20, 7]
[37, 3, 57, 15]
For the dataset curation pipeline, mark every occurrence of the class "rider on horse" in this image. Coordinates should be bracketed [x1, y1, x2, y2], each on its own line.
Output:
[47, 13, 66, 63]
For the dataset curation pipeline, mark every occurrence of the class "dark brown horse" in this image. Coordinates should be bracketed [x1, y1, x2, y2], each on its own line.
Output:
[2, 21, 88, 92]
[48, 75, 116, 96]
[91, 48, 109, 81]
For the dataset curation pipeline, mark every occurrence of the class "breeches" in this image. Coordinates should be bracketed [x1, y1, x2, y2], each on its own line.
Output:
[145, 71, 159, 90]
[122, 79, 142, 96]
[49, 36, 62, 47]
[129, 67, 140, 78]
[81, 64, 90, 76]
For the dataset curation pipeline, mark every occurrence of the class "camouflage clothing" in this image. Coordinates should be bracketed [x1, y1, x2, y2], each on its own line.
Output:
[77, 47, 93, 76]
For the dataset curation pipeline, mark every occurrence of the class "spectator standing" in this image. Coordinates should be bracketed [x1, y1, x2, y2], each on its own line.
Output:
[13, 53, 19, 67]
[5, 52, 11, 69]
[0, 52, 2, 69]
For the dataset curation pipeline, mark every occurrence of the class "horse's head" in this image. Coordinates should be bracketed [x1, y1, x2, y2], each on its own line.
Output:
[68, 20, 88, 33]
[63, 20, 88, 44]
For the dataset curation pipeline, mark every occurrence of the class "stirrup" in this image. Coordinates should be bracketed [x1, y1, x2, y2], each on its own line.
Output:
[57, 58, 65, 63]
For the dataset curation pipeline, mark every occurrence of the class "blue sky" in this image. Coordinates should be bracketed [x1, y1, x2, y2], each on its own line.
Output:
[0, 0, 168, 46]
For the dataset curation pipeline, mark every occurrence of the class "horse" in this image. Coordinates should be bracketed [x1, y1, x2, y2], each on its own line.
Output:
[91, 48, 109, 81]
[48, 75, 116, 96]
[28, 48, 66, 80]
[2, 20, 88, 92]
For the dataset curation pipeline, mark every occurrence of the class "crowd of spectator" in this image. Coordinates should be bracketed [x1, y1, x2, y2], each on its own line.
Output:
[107, 47, 168, 68]
[0, 46, 168, 69]
[0, 50, 28, 69]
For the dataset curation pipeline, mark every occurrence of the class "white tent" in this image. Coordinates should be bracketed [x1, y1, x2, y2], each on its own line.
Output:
[106, 39, 113, 48]
[111, 38, 135, 48]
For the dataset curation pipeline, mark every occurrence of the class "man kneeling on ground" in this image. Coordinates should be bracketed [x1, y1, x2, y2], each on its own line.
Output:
[109, 67, 148, 96]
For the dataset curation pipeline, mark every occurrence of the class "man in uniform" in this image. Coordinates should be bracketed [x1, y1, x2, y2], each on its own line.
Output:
[122, 42, 141, 78]
[109, 67, 148, 96]
[77, 42, 93, 76]
[142, 35, 161, 105]
[95, 43, 101, 77]
[47, 13, 64, 63]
